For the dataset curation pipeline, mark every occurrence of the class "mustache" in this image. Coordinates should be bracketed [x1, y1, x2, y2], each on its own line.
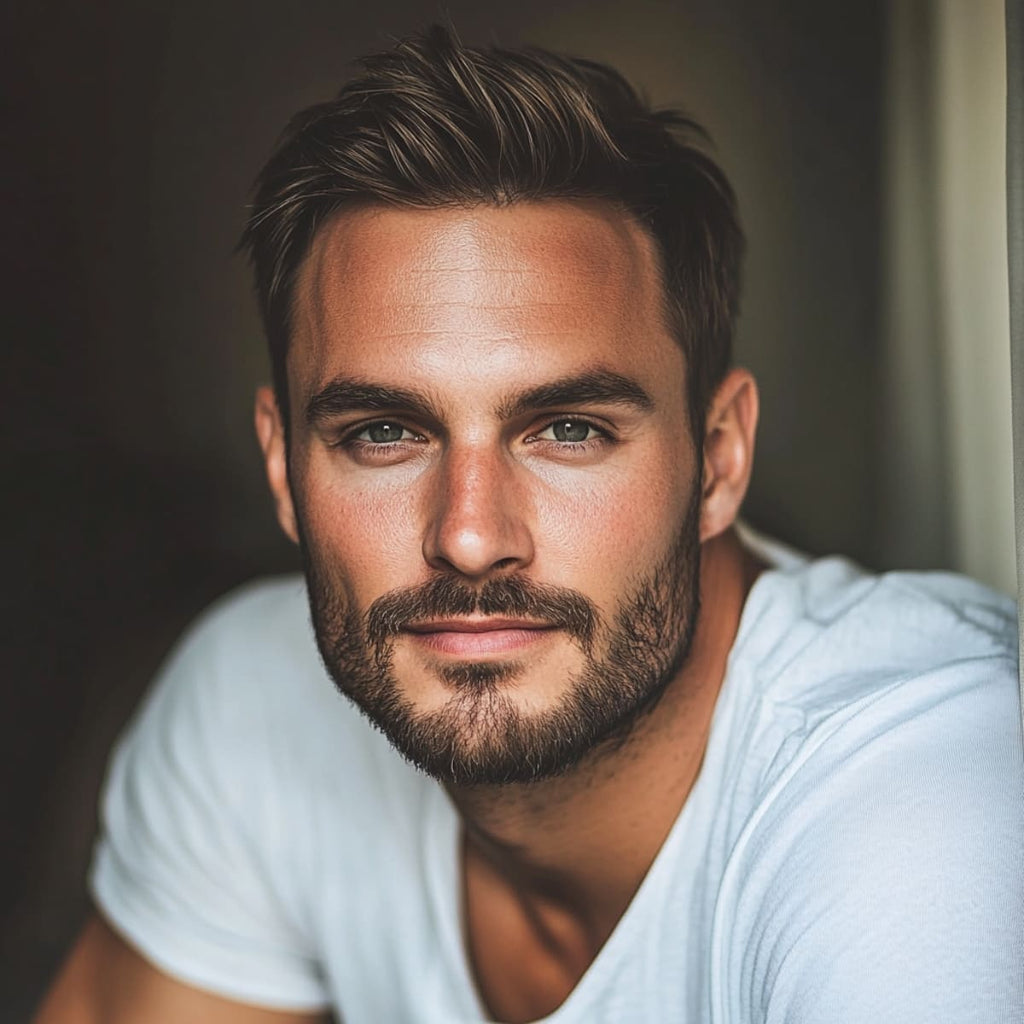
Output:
[364, 574, 599, 651]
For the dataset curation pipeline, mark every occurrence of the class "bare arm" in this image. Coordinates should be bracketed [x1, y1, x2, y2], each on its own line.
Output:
[33, 915, 331, 1024]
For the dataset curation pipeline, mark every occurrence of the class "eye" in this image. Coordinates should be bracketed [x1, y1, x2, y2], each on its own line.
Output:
[335, 420, 428, 461]
[357, 421, 419, 444]
[534, 418, 603, 444]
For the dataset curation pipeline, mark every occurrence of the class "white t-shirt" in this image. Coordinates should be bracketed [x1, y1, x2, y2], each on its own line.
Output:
[90, 555, 1024, 1022]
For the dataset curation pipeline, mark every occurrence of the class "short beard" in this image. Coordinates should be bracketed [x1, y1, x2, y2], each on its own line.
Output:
[301, 488, 702, 787]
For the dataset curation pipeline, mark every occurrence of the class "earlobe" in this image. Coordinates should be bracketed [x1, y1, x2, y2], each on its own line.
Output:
[254, 385, 300, 545]
[699, 369, 759, 542]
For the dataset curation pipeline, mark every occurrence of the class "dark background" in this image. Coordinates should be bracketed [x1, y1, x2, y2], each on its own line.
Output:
[2, 0, 886, 1015]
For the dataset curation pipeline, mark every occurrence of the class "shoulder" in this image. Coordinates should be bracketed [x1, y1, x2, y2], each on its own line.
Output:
[713, 560, 1023, 1022]
[164, 573, 316, 680]
[134, 573, 342, 731]
[734, 556, 1015, 726]
[90, 575, 428, 1008]
[122, 575, 332, 765]
[116, 573, 411, 801]
[723, 558, 1018, 818]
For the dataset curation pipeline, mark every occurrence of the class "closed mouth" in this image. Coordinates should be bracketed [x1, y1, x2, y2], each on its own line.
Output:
[404, 617, 555, 634]
[402, 619, 559, 657]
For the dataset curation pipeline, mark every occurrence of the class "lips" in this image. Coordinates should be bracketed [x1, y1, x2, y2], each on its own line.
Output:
[403, 618, 558, 656]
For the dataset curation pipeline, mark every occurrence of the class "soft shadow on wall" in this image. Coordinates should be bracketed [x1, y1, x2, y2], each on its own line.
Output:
[4, 0, 895, 1013]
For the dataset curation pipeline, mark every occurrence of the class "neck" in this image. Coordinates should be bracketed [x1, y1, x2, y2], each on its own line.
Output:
[448, 526, 762, 950]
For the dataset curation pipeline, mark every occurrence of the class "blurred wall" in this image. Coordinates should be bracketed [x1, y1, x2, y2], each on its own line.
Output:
[3, 0, 889, 1011]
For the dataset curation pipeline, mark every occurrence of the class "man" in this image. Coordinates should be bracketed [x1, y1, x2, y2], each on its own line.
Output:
[35, 25, 1022, 1024]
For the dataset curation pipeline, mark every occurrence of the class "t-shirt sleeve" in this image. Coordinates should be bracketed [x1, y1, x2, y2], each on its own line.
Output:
[715, 659, 1024, 1024]
[88, 600, 331, 1012]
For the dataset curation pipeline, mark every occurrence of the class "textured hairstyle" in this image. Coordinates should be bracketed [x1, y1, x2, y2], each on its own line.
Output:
[241, 25, 744, 441]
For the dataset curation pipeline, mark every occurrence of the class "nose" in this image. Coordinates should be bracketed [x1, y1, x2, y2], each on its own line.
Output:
[422, 442, 534, 579]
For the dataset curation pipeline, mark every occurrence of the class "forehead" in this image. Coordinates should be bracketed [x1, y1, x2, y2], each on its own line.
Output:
[289, 200, 682, 402]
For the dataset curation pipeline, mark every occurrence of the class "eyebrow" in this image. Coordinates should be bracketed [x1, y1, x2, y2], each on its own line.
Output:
[305, 379, 441, 427]
[497, 370, 655, 419]
[305, 368, 655, 428]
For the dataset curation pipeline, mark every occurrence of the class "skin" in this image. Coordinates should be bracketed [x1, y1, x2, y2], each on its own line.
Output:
[34, 199, 758, 1023]
[33, 916, 329, 1024]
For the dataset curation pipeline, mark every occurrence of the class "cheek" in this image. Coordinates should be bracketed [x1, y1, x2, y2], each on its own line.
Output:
[297, 459, 424, 602]
[531, 445, 696, 592]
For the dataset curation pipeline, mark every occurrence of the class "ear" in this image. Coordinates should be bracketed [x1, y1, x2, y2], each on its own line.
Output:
[699, 368, 759, 543]
[254, 385, 300, 545]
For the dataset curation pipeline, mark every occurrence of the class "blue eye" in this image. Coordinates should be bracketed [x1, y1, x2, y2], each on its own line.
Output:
[538, 419, 598, 443]
[336, 420, 427, 462]
[554, 420, 591, 443]
[360, 422, 412, 444]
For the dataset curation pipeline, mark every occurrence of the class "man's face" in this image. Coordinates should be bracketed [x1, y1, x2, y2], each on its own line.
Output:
[281, 201, 704, 785]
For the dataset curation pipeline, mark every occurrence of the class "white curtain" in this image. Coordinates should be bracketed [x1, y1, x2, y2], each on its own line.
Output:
[1006, 0, 1023, 705]
[883, 0, 1015, 596]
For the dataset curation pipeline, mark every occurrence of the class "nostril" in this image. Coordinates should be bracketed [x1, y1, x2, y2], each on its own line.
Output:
[490, 556, 521, 572]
